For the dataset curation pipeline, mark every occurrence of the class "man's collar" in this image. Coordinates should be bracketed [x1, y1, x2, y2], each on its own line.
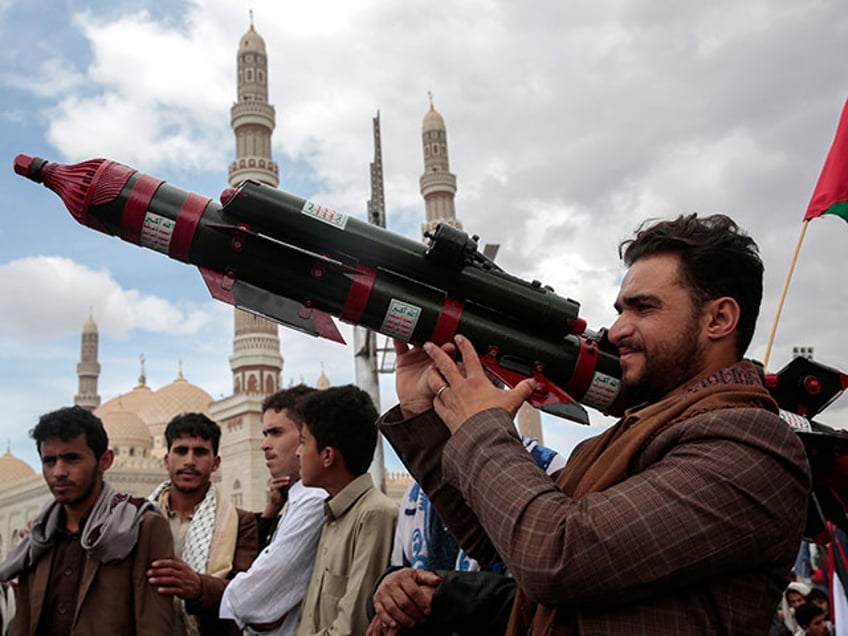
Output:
[324, 473, 374, 521]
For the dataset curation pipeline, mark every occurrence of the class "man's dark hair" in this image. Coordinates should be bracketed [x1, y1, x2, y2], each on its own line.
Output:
[795, 602, 825, 628]
[164, 412, 222, 454]
[619, 213, 763, 358]
[261, 384, 317, 423]
[806, 587, 829, 605]
[296, 385, 378, 476]
[30, 405, 109, 458]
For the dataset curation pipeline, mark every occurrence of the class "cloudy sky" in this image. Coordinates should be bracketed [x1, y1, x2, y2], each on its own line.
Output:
[2, 0, 848, 472]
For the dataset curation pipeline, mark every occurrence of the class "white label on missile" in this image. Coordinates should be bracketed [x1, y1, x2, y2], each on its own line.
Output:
[582, 372, 621, 411]
[140, 211, 175, 254]
[778, 409, 812, 432]
[381, 299, 421, 340]
[302, 200, 349, 229]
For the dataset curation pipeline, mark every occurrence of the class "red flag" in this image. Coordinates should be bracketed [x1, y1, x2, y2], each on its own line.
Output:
[805, 98, 848, 222]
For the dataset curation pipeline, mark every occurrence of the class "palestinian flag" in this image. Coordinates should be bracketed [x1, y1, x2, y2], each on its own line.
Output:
[805, 98, 848, 222]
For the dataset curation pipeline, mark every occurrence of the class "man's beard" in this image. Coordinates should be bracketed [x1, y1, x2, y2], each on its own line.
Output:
[51, 467, 99, 507]
[622, 317, 704, 404]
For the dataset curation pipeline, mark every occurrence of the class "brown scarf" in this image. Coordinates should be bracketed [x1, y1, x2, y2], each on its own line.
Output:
[506, 361, 777, 636]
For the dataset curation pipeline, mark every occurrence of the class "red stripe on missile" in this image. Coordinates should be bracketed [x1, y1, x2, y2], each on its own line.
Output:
[170, 193, 211, 263]
[340, 265, 376, 323]
[566, 337, 597, 401]
[120, 174, 164, 243]
[431, 297, 464, 345]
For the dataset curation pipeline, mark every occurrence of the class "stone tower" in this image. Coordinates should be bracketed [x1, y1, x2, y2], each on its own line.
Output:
[420, 93, 462, 238]
[210, 17, 284, 511]
[74, 312, 101, 411]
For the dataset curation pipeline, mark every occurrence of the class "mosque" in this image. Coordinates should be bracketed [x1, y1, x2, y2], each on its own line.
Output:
[0, 17, 541, 563]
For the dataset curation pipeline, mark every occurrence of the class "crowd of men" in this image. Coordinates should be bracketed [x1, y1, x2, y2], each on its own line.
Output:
[0, 213, 830, 635]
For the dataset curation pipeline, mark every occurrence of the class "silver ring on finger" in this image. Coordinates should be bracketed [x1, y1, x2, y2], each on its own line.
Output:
[436, 384, 449, 399]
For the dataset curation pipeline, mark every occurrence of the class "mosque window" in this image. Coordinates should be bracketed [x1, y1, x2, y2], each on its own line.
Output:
[246, 69, 254, 82]
[258, 70, 265, 84]
[266, 376, 275, 394]
[424, 146, 429, 157]
[129, 447, 135, 456]
[432, 143, 439, 155]
[113, 447, 120, 456]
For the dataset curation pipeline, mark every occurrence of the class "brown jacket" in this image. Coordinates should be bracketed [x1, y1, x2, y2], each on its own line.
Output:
[380, 365, 812, 635]
[185, 507, 258, 636]
[11, 509, 175, 635]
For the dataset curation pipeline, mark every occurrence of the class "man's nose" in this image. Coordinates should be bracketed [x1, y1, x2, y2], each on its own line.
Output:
[607, 314, 629, 346]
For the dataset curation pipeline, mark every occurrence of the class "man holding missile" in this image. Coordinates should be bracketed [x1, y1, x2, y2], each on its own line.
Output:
[371, 214, 811, 634]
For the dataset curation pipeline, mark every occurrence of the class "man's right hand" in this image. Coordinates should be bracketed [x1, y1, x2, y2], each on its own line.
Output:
[261, 476, 291, 518]
[394, 339, 457, 419]
[370, 567, 442, 631]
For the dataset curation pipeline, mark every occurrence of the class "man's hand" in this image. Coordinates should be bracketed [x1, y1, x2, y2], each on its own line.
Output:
[370, 567, 442, 631]
[366, 615, 399, 636]
[261, 475, 292, 518]
[425, 334, 535, 433]
[394, 338, 457, 419]
[147, 557, 202, 600]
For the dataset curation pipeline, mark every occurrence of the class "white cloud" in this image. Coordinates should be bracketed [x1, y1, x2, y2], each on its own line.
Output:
[0, 256, 219, 339]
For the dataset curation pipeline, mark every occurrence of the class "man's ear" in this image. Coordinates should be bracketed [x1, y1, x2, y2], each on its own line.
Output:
[212, 455, 221, 473]
[704, 296, 740, 342]
[322, 446, 335, 469]
[99, 448, 115, 473]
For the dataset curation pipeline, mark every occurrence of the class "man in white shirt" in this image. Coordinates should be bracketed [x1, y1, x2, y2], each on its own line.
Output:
[220, 386, 326, 635]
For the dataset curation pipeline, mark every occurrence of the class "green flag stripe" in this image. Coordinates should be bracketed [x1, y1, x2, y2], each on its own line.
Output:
[824, 200, 848, 222]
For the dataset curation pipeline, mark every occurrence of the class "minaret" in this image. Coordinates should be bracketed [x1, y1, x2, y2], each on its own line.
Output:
[74, 312, 101, 411]
[356, 111, 385, 491]
[228, 14, 283, 391]
[420, 93, 461, 238]
[211, 16, 283, 511]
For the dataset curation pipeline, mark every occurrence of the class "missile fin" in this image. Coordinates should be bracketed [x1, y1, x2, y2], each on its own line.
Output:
[198, 267, 345, 344]
[538, 401, 591, 425]
[479, 353, 591, 425]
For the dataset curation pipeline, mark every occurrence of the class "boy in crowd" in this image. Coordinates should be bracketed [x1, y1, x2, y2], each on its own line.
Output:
[295, 385, 397, 636]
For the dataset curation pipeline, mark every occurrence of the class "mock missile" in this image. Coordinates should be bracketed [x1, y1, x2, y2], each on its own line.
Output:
[13, 154, 625, 423]
[14, 153, 848, 538]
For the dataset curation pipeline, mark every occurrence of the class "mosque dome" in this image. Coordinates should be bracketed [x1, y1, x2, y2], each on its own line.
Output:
[95, 384, 155, 419]
[139, 377, 213, 424]
[239, 22, 267, 54]
[0, 448, 36, 485]
[101, 411, 151, 449]
[423, 104, 446, 133]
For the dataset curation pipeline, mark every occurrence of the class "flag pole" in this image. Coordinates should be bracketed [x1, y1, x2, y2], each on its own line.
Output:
[762, 220, 810, 370]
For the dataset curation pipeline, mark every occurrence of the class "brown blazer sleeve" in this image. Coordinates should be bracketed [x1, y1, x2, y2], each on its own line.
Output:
[134, 510, 176, 635]
[378, 405, 501, 565]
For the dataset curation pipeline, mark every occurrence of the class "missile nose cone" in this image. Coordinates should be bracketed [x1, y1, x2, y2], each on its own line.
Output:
[13, 154, 47, 183]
